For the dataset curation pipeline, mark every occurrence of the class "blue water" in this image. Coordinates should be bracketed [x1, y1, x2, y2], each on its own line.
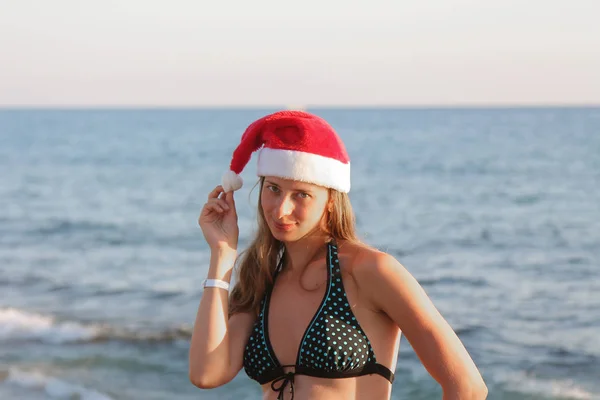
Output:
[1, 108, 599, 399]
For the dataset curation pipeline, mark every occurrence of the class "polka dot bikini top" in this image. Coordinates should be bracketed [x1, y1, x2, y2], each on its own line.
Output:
[243, 240, 395, 399]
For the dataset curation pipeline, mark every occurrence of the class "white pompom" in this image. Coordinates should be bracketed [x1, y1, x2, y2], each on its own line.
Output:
[222, 170, 243, 192]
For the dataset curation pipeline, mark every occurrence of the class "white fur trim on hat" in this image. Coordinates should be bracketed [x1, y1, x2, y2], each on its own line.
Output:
[257, 148, 351, 192]
[222, 170, 243, 192]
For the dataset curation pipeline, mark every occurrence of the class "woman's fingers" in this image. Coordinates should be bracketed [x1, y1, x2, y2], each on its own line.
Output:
[207, 185, 224, 200]
[225, 190, 235, 206]
[209, 198, 229, 210]
[202, 198, 229, 215]
[223, 191, 236, 215]
[201, 186, 236, 219]
[207, 203, 223, 213]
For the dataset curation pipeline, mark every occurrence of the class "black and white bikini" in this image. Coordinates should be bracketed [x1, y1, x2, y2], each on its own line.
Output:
[243, 240, 395, 399]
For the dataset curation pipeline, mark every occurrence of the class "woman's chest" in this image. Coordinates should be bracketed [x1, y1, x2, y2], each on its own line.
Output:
[267, 282, 326, 364]
[265, 267, 372, 365]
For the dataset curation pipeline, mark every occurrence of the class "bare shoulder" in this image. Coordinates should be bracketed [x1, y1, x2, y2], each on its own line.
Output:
[337, 244, 488, 395]
[342, 242, 407, 282]
[341, 242, 430, 317]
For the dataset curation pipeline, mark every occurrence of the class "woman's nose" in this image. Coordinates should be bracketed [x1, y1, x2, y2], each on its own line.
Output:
[275, 196, 294, 219]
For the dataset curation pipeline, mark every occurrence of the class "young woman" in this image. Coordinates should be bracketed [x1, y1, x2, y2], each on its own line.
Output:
[189, 111, 487, 399]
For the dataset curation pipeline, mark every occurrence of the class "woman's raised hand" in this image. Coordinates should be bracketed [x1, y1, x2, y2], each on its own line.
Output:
[198, 185, 239, 252]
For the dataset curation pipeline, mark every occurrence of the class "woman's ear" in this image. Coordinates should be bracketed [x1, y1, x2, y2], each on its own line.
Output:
[327, 190, 334, 213]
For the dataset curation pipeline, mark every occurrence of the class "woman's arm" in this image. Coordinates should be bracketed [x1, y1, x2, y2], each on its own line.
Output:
[188, 249, 255, 388]
[189, 186, 254, 388]
[353, 250, 488, 400]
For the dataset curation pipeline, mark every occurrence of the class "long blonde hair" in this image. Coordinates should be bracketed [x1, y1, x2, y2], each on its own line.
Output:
[228, 177, 361, 316]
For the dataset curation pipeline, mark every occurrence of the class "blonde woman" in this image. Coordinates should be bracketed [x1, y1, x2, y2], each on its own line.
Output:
[189, 111, 487, 400]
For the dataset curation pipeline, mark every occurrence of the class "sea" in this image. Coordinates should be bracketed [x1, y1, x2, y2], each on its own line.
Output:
[0, 107, 599, 400]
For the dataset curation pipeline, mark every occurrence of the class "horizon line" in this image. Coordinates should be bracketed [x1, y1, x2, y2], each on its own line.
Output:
[1, 102, 600, 110]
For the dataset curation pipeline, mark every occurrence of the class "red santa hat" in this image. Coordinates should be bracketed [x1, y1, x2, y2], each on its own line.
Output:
[222, 110, 351, 193]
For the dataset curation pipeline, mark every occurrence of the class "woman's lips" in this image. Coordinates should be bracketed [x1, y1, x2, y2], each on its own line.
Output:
[274, 222, 295, 231]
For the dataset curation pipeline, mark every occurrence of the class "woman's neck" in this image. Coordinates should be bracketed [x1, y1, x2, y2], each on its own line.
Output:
[282, 233, 331, 276]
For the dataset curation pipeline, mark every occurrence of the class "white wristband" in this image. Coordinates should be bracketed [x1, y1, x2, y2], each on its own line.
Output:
[203, 279, 230, 291]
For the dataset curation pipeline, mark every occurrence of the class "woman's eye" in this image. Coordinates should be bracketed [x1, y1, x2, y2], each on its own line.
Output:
[297, 192, 309, 199]
[267, 185, 280, 193]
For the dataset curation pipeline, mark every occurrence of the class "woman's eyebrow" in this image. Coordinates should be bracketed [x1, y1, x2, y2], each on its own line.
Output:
[265, 180, 313, 192]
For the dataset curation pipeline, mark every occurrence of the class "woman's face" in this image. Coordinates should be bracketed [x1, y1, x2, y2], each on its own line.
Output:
[260, 176, 330, 242]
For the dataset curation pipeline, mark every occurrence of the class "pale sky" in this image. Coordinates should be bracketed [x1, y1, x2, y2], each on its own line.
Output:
[1, 0, 599, 106]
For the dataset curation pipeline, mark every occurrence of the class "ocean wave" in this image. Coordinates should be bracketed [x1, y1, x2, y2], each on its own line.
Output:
[0, 274, 48, 287]
[0, 307, 101, 344]
[1, 273, 184, 300]
[0, 308, 191, 344]
[31, 220, 121, 236]
[418, 276, 488, 287]
[454, 325, 484, 337]
[498, 370, 597, 400]
[19, 219, 202, 250]
[0, 368, 114, 400]
[24, 219, 150, 248]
